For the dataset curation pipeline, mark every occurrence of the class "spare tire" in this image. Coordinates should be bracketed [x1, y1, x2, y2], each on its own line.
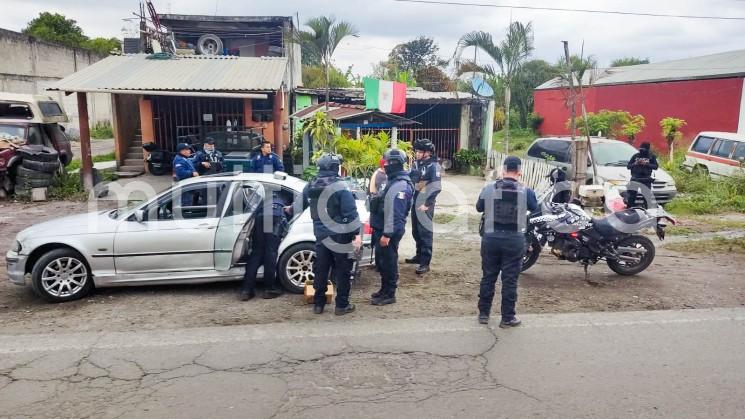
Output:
[197, 34, 223, 55]
[16, 177, 52, 189]
[21, 158, 61, 174]
[18, 145, 59, 162]
[17, 166, 55, 180]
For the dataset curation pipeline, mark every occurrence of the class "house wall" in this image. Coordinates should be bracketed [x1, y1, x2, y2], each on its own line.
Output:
[112, 94, 140, 166]
[0, 28, 112, 130]
[534, 77, 744, 151]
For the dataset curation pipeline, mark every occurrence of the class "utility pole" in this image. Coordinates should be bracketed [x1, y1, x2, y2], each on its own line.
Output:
[563, 41, 587, 195]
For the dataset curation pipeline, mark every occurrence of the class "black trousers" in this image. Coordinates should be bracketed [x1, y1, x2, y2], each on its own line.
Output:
[625, 179, 653, 209]
[411, 202, 434, 265]
[375, 231, 404, 298]
[313, 240, 353, 308]
[478, 233, 525, 321]
[241, 217, 282, 292]
[371, 227, 383, 271]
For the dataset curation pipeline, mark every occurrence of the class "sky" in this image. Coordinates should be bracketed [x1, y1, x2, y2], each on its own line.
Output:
[2, 0, 744, 76]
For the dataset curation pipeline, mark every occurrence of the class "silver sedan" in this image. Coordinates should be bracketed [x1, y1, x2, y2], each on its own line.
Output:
[6, 172, 372, 302]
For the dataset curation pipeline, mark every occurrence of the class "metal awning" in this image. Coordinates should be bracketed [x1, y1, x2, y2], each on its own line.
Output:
[291, 102, 419, 125]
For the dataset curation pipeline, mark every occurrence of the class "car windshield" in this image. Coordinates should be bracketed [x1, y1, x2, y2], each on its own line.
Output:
[0, 124, 25, 141]
[592, 142, 638, 166]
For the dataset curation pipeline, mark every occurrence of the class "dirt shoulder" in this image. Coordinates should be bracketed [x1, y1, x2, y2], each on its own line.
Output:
[1, 196, 744, 336]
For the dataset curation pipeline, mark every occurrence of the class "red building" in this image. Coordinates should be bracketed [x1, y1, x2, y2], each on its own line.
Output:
[534, 49, 745, 151]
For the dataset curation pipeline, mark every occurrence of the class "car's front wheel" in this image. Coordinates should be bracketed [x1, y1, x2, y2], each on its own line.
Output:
[30, 248, 93, 303]
[278, 243, 315, 294]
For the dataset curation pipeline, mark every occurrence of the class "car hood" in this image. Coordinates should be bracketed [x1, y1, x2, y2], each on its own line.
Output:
[595, 165, 675, 184]
[16, 210, 118, 242]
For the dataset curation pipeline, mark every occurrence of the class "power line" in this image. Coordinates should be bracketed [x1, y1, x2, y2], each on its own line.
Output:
[392, 0, 745, 21]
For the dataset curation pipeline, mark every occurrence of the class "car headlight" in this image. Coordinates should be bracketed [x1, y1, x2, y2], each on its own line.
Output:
[11, 240, 22, 253]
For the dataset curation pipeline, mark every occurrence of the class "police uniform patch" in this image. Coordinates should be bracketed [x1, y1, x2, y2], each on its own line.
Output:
[397, 191, 406, 199]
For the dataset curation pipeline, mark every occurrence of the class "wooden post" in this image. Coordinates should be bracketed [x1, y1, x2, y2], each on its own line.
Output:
[273, 90, 283, 158]
[77, 92, 94, 191]
[563, 41, 587, 195]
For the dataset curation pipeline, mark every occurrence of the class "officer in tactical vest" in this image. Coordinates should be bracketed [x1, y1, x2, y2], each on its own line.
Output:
[405, 138, 441, 275]
[193, 138, 225, 175]
[369, 149, 413, 306]
[476, 156, 539, 327]
[303, 153, 362, 315]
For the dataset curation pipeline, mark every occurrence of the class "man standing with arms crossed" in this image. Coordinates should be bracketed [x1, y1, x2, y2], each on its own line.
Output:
[476, 156, 539, 327]
[405, 138, 441, 275]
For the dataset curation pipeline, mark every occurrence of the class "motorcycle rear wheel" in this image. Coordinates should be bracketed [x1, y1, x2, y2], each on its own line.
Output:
[521, 235, 542, 272]
[607, 235, 655, 276]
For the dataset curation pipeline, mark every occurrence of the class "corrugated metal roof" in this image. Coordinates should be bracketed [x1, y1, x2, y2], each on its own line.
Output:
[537, 49, 745, 90]
[293, 87, 479, 102]
[290, 102, 418, 125]
[49, 54, 288, 92]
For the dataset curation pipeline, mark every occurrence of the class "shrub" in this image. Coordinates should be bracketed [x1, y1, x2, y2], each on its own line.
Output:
[528, 112, 544, 132]
[90, 121, 113, 139]
[453, 149, 486, 173]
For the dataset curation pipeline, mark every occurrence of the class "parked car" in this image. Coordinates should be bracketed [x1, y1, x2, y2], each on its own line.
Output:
[0, 93, 73, 196]
[682, 131, 745, 178]
[6, 172, 373, 302]
[525, 137, 678, 205]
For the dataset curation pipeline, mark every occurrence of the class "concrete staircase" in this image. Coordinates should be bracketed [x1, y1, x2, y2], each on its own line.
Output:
[115, 133, 146, 178]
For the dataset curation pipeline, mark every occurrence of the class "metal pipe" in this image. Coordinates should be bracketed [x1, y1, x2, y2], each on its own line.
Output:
[54, 88, 268, 100]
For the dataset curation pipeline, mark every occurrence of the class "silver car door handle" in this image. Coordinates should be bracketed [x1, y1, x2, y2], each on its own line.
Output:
[197, 223, 216, 229]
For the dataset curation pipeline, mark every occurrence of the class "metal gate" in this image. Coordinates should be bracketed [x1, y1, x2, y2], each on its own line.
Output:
[399, 128, 460, 161]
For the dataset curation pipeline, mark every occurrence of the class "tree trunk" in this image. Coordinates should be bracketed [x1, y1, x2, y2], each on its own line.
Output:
[668, 138, 674, 162]
[325, 59, 330, 111]
[504, 85, 511, 154]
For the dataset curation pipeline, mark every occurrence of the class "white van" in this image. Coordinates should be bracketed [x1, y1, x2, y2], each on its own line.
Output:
[683, 132, 745, 178]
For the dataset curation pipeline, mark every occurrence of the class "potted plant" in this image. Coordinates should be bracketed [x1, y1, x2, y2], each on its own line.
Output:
[453, 149, 486, 175]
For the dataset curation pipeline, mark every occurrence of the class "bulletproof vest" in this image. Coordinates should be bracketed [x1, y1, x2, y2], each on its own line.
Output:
[491, 180, 524, 229]
[308, 176, 342, 222]
[372, 173, 413, 216]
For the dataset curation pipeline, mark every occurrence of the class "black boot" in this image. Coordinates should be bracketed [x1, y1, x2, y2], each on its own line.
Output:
[335, 304, 356, 315]
[239, 289, 255, 301]
[415, 265, 430, 275]
[313, 304, 325, 314]
[371, 295, 397, 306]
[478, 313, 489, 325]
[404, 256, 420, 264]
[371, 288, 385, 298]
[262, 288, 282, 299]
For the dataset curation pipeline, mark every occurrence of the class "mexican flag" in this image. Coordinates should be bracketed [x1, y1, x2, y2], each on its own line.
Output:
[364, 78, 406, 114]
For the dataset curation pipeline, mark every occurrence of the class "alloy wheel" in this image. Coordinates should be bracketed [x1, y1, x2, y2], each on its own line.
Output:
[41, 257, 88, 298]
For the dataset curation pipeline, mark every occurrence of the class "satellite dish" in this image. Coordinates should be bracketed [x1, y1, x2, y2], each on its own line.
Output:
[471, 76, 494, 97]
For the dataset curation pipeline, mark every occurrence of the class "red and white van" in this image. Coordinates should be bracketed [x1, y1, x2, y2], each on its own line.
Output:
[683, 131, 745, 178]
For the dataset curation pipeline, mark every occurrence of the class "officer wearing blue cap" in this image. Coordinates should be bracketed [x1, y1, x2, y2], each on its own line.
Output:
[173, 143, 198, 181]
[476, 156, 539, 328]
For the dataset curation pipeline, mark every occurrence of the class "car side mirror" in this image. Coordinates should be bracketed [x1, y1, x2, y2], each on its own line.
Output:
[134, 209, 145, 223]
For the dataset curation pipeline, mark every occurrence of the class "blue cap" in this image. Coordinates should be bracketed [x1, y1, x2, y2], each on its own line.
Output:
[176, 143, 190, 152]
[503, 156, 521, 171]
[204, 137, 215, 145]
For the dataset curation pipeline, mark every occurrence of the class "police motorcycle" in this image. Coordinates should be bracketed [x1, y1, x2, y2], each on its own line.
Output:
[521, 192, 677, 276]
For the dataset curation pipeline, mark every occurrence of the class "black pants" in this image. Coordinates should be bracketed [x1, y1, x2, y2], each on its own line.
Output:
[625, 179, 653, 209]
[478, 233, 525, 321]
[411, 202, 434, 265]
[241, 217, 282, 292]
[313, 240, 353, 308]
[375, 231, 404, 298]
[371, 227, 383, 271]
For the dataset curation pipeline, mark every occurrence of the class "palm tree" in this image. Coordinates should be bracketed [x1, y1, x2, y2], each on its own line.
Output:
[456, 22, 534, 153]
[292, 16, 359, 110]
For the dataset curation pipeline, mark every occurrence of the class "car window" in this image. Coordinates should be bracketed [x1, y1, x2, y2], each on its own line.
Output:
[591, 142, 638, 166]
[711, 139, 735, 159]
[0, 124, 25, 140]
[692, 136, 716, 154]
[26, 125, 53, 147]
[732, 143, 745, 162]
[224, 183, 263, 217]
[146, 181, 231, 221]
[0, 102, 33, 119]
[527, 140, 571, 163]
[38, 101, 65, 117]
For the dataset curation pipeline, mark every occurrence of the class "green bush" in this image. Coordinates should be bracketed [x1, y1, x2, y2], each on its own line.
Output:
[90, 121, 113, 139]
[453, 149, 486, 174]
[528, 112, 544, 131]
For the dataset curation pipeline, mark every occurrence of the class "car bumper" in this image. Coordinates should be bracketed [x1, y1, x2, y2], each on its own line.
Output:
[5, 250, 28, 286]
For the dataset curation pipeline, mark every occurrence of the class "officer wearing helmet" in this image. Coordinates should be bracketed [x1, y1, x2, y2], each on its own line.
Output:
[369, 149, 414, 305]
[303, 153, 362, 315]
[405, 138, 441, 275]
[476, 156, 539, 327]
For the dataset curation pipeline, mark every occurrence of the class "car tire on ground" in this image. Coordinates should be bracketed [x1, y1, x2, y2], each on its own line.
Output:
[21, 158, 61, 174]
[19, 148, 59, 162]
[17, 166, 55, 180]
[279, 242, 316, 293]
[16, 177, 53, 189]
[30, 248, 94, 303]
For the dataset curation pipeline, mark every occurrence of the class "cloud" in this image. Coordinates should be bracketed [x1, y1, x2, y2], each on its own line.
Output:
[2, 0, 743, 74]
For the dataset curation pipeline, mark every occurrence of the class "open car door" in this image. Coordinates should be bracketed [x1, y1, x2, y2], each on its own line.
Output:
[214, 181, 264, 271]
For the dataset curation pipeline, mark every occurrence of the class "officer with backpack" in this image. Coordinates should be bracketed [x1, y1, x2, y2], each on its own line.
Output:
[303, 153, 362, 315]
[369, 149, 413, 306]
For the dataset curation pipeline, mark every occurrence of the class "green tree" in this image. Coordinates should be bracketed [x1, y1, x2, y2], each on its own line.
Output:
[84, 37, 121, 56]
[303, 111, 337, 153]
[292, 16, 359, 110]
[302, 65, 352, 89]
[23, 12, 87, 48]
[611, 57, 650, 67]
[512, 59, 555, 128]
[389, 36, 447, 74]
[622, 114, 646, 143]
[456, 21, 535, 152]
[660, 117, 687, 161]
[415, 66, 453, 92]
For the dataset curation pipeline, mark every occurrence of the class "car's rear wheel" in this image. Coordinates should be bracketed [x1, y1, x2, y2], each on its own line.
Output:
[278, 242, 315, 293]
[30, 248, 93, 303]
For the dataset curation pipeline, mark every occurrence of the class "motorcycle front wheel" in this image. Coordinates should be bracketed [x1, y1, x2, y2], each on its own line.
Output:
[521, 234, 542, 272]
[607, 235, 655, 276]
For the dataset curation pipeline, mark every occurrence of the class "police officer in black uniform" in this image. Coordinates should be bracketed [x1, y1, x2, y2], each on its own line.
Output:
[476, 156, 539, 327]
[405, 138, 441, 275]
[303, 153, 362, 315]
[239, 189, 290, 301]
[625, 142, 658, 209]
[369, 149, 414, 305]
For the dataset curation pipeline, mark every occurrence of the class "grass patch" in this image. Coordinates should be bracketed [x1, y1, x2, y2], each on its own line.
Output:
[493, 128, 536, 157]
[90, 121, 114, 139]
[666, 236, 745, 254]
[66, 151, 116, 172]
[666, 225, 700, 236]
[433, 213, 456, 224]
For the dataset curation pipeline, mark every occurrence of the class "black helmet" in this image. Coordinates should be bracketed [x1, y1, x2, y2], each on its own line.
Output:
[413, 138, 435, 153]
[383, 148, 407, 175]
[316, 152, 343, 172]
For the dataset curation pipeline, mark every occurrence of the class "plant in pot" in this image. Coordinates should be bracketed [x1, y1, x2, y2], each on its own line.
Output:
[453, 149, 486, 176]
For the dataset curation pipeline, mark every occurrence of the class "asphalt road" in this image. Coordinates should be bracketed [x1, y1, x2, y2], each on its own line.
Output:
[1, 308, 744, 418]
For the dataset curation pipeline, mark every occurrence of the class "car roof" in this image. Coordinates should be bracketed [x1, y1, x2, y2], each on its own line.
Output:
[0, 93, 68, 124]
[695, 131, 745, 142]
[178, 171, 307, 191]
